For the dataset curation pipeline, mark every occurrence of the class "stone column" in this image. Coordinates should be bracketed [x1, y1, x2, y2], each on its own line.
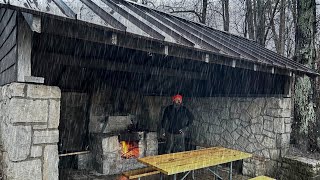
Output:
[0, 83, 61, 180]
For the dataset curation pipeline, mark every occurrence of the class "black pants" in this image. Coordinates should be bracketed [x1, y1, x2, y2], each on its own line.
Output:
[165, 133, 185, 153]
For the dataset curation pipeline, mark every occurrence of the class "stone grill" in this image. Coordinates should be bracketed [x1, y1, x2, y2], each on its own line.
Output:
[90, 132, 158, 175]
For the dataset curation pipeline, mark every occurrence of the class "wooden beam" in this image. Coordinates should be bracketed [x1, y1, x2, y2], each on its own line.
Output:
[21, 12, 41, 33]
[284, 74, 293, 97]
[16, 12, 31, 82]
[39, 53, 209, 80]
[41, 17, 295, 77]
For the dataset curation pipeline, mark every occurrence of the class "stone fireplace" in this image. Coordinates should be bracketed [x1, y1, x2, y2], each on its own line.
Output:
[89, 115, 158, 175]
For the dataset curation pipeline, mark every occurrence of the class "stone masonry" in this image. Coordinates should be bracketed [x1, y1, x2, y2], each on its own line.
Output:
[189, 97, 291, 177]
[145, 96, 291, 178]
[90, 132, 158, 175]
[0, 83, 61, 180]
[280, 155, 320, 180]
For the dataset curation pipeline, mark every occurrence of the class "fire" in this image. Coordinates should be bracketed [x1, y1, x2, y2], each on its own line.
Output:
[120, 141, 139, 159]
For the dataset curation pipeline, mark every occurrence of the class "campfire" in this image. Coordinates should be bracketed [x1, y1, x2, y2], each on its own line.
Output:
[120, 141, 139, 159]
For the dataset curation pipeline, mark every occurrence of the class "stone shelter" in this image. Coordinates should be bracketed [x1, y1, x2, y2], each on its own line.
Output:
[0, 0, 318, 179]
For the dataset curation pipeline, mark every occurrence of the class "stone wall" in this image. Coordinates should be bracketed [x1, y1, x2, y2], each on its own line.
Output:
[0, 83, 61, 180]
[280, 155, 320, 180]
[144, 96, 292, 177]
[190, 97, 291, 176]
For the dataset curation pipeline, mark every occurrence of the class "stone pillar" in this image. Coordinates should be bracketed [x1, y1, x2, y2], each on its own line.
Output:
[0, 83, 61, 180]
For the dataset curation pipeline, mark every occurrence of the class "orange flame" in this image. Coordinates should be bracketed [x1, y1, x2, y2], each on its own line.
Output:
[120, 141, 139, 159]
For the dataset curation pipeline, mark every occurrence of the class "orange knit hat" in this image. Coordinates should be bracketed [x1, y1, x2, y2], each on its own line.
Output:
[172, 94, 183, 102]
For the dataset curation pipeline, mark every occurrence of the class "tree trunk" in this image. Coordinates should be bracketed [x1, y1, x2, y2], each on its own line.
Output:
[201, 0, 208, 24]
[278, 0, 286, 55]
[222, 0, 230, 31]
[293, 0, 317, 151]
[256, 0, 266, 46]
[246, 0, 255, 39]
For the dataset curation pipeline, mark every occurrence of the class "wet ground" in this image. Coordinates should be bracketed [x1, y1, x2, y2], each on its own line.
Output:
[60, 167, 251, 180]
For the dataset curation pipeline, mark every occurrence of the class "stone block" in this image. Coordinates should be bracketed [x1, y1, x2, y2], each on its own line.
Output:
[265, 109, 283, 117]
[1, 124, 31, 161]
[251, 123, 263, 134]
[269, 149, 280, 160]
[30, 146, 43, 158]
[284, 117, 292, 124]
[285, 123, 292, 133]
[247, 102, 262, 118]
[266, 98, 282, 109]
[43, 145, 59, 180]
[281, 109, 292, 118]
[262, 136, 276, 149]
[33, 124, 48, 130]
[26, 84, 61, 99]
[33, 130, 59, 144]
[251, 116, 263, 124]
[263, 130, 276, 138]
[78, 153, 93, 170]
[263, 119, 274, 132]
[273, 118, 285, 133]
[243, 156, 266, 177]
[5, 159, 42, 180]
[48, 100, 60, 129]
[146, 132, 157, 140]
[220, 108, 229, 119]
[7, 98, 48, 123]
[1, 83, 25, 99]
[102, 136, 120, 154]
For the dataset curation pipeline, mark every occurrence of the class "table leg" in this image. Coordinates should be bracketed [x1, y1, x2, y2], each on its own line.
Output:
[173, 174, 177, 180]
[192, 170, 195, 180]
[229, 162, 233, 180]
[160, 173, 163, 180]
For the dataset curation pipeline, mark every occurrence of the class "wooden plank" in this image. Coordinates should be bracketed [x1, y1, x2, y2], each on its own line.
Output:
[0, 27, 16, 61]
[0, 64, 16, 86]
[58, 151, 90, 157]
[0, 12, 16, 48]
[0, 9, 13, 35]
[21, 12, 41, 33]
[138, 147, 252, 175]
[24, 76, 44, 84]
[40, 53, 208, 80]
[123, 167, 160, 179]
[16, 14, 32, 82]
[0, 45, 16, 73]
[0, 8, 5, 21]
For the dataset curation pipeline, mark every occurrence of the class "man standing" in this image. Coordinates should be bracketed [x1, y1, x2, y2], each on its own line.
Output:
[161, 94, 194, 153]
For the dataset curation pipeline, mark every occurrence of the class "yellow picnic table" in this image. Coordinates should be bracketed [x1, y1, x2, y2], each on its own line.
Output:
[138, 146, 252, 180]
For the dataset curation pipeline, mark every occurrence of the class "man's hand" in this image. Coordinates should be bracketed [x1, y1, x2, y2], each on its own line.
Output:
[162, 133, 166, 137]
[179, 129, 184, 134]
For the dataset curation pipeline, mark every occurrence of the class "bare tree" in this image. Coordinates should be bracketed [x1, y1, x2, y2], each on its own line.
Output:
[256, 0, 267, 45]
[246, 0, 255, 39]
[222, 0, 230, 31]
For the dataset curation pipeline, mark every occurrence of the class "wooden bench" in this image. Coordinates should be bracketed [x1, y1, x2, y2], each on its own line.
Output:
[122, 167, 160, 180]
[249, 175, 276, 180]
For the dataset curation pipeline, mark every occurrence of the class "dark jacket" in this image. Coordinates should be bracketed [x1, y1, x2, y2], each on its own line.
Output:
[161, 104, 194, 134]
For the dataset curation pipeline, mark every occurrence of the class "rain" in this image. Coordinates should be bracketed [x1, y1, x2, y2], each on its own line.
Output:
[0, 0, 319, 180]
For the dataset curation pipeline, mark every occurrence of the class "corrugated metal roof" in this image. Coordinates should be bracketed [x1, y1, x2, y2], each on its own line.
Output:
[0, 0, 317, 76]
